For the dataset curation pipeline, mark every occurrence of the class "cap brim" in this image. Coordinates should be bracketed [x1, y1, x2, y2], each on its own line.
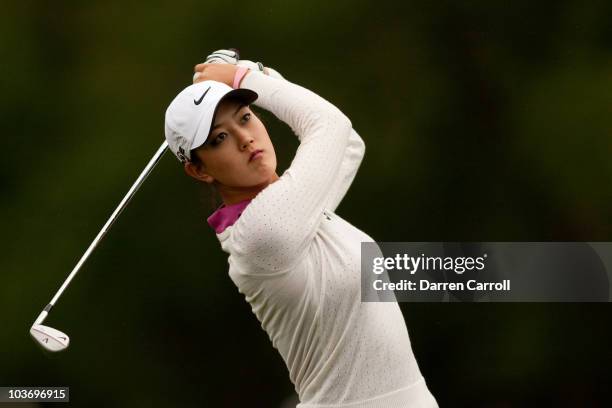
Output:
[190, 88, 258, 152]
[220, 88, 258, 106]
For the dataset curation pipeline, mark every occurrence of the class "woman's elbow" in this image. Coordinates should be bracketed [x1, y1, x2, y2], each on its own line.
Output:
[338, 113, 352, 135]
[347, 129, 365, 161]
[354, 132, 365, 160]
[328, 111, 352, 145]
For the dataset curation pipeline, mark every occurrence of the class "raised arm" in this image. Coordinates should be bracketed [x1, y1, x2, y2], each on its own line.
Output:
[250, 62, 366, 212]
[324, 128, 365, 212]
[228, 71, 353, 273]
[199, 54, 365, 213]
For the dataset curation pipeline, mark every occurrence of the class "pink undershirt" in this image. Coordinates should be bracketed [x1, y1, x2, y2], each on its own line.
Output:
[207, 199, 253, 234]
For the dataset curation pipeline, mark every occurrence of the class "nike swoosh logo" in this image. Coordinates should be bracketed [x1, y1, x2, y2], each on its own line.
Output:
[194, 87, 211, 105]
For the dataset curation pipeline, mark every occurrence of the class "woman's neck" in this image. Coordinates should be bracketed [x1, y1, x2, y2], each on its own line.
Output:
[218, 173, 280, 206]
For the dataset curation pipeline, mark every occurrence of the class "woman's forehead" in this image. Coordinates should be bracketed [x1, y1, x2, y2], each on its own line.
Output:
[212, 100, 246, 127]
[217, 98, 246, 116]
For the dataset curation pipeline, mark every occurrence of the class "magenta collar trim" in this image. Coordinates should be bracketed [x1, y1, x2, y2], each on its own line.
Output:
[207, 199, 252, 234]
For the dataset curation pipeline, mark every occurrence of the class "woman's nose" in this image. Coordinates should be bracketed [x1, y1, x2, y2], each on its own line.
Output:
[237, 131, 254, 150]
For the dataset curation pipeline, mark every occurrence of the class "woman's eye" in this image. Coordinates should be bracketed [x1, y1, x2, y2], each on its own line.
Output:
[211, 133, 227, 146]
[242, 113, 251, 122]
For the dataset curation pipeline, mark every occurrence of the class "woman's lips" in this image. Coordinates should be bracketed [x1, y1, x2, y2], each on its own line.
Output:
[249, 149, 264, 162]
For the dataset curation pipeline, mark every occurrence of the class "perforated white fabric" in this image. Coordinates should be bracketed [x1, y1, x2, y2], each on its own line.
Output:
[215, 72, 437, 407]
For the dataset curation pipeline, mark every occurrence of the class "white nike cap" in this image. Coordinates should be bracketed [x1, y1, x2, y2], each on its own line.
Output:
[164, 80, 258, 162]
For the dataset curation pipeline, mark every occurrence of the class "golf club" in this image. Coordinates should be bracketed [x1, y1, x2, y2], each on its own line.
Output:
[30, 141, 169, 352]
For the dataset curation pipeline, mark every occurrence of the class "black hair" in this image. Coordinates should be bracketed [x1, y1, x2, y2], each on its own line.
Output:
[190, 148, 203, 165]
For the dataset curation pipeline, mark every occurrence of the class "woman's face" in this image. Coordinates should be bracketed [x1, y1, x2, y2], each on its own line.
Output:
[187, 98, 278, 190]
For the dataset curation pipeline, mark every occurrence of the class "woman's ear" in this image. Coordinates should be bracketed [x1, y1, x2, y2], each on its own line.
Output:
[184, 161, 215, 184]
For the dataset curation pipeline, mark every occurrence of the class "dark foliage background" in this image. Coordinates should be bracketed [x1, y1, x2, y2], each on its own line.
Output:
[1, 0, 610, 406]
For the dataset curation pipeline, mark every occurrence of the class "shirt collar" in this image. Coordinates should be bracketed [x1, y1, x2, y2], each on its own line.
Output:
[207, 199, 252, 234]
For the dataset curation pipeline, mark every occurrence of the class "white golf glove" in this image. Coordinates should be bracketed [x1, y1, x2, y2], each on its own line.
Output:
[205, 49, 239, 65]
[203, 49, 285, 80]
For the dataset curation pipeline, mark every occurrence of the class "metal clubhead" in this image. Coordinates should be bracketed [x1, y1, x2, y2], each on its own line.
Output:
[30, 325, 70, 352]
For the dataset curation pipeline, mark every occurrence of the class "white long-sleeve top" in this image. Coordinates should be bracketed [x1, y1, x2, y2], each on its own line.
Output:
[213, 71, 438, 407]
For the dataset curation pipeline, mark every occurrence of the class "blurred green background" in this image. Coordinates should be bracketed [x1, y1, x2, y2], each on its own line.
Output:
[1, 0, 611, 406]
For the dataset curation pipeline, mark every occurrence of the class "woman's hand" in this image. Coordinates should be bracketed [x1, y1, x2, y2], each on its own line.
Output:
[193, 63, 238, 86]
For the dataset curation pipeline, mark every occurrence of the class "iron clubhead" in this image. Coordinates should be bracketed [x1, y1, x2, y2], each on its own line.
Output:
[30, 324, 70, 352]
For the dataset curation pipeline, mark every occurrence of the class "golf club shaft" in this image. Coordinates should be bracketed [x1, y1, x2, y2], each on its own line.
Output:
[34, 141, 169, 326]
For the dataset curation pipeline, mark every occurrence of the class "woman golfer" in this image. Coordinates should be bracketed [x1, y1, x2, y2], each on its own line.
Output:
[164, 50, 438, 407]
